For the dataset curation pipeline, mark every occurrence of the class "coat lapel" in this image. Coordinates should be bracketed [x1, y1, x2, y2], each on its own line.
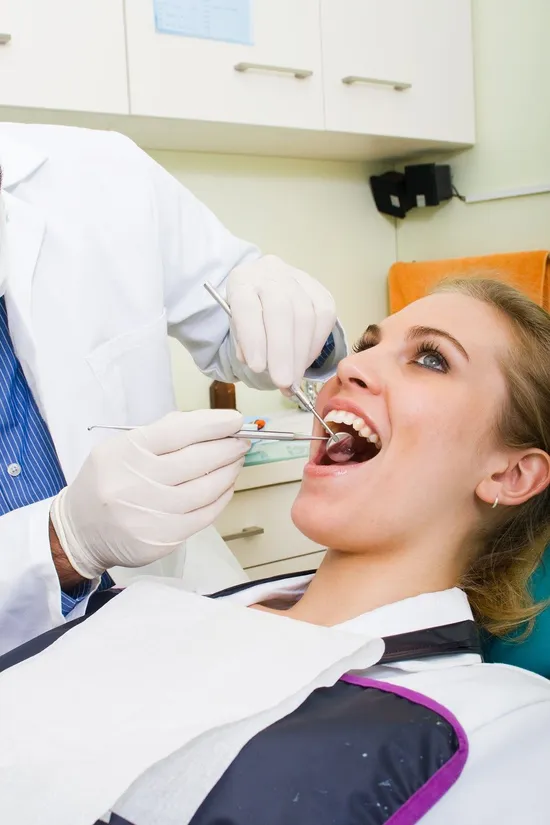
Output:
[1, 134, 98, 481]
[3, 191, 46, 412]
[1, 133, 48, 411]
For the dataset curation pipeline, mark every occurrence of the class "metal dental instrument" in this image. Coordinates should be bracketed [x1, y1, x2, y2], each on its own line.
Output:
[88, 424, 328, 442]
[203, 281, 355, 463]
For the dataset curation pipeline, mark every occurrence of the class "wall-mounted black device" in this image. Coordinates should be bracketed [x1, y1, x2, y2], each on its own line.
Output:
[370, 163, 453, 219]
[405, 163, 452, 208]
[369, 171, 413, 219]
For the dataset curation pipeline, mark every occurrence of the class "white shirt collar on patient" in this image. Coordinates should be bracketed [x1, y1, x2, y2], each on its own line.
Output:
[222, 575, 480, 673]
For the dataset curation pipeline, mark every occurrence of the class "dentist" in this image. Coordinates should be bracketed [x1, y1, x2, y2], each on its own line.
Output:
[0, 122, 344, 654]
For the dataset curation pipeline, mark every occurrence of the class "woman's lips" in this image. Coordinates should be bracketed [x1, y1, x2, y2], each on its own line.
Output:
[307, 394, 385, 469]
[304, 458, 366, 478]
[306, 421, 383, 477]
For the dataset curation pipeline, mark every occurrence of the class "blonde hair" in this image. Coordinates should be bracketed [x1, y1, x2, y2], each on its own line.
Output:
[432, 276, 550, 637]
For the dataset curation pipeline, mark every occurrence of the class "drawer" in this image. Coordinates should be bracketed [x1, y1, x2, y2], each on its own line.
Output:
[247, 551, 326, 581]
[236, 457, 308, 492]
[215, 482, 322, 569]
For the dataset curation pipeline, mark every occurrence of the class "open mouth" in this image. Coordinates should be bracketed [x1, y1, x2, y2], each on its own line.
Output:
[316, 410, 382, 467]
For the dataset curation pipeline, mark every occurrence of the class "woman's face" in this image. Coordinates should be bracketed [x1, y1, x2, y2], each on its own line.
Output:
[292, 293, 513, 554]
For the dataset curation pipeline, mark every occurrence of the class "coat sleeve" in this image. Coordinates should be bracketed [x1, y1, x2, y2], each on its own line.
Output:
[420, 698, 550, 824]
[143, 149, 345, 390]
[0, 498, 63, 654]
[0, 498, 95, 655]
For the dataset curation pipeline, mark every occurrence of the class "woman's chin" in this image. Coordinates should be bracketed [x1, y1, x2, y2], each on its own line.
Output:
[291, 493, 341, 548]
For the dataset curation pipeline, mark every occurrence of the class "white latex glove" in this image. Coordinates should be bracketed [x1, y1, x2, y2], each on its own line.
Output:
[227, 255, 337, 389]
[50, 410, 248, 580]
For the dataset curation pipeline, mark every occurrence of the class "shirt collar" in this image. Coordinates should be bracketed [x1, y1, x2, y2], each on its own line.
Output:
[0, 127, 48, 190]
[224, 575, 475, 649]
[337, 587, 474, 639]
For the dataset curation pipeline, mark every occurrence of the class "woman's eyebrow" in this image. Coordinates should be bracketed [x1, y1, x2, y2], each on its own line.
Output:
[406, 325, 470, 361]
[362, 324, 381, 344]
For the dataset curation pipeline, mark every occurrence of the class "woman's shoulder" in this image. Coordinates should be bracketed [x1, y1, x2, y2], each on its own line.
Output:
[393, 660, 550, 735]
[403, 663, 550, 825]
[463, 661, 550, 718]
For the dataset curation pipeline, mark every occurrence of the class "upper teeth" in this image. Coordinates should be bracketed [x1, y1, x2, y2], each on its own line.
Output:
[324, 410, 380, 445]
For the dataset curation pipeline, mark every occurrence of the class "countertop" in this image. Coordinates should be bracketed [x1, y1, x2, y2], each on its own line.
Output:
[238, 410, 314, 491]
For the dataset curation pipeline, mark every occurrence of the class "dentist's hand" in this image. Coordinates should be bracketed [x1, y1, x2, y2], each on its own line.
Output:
[227, 255, 337, 389]
[50, 410, 248, 580]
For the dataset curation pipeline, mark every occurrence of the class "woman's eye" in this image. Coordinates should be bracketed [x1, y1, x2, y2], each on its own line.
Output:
[414, 349, 449, 373]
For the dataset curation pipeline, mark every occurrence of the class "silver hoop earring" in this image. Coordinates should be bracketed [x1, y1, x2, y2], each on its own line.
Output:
[492, 495, 499, 509]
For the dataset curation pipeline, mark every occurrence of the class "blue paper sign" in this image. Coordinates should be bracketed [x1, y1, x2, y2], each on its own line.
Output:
[154, 0, 253, 45]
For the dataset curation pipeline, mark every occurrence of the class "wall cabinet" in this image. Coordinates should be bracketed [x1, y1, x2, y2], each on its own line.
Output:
[321, 0, 475, 144]
[0, 0, 475, 161]
[0, 0, 128, 114]
[125, 0, 325, 131]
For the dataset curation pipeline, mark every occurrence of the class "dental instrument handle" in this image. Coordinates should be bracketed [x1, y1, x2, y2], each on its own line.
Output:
[88, 425, 135, 431]
[204, 280, 232, 315]
[231, 430, 328, 442]
[203, 280, 337, 440]
[88, 424, 327, 442]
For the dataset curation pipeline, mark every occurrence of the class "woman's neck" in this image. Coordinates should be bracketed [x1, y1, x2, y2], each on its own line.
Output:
[283, 546, 460, 627]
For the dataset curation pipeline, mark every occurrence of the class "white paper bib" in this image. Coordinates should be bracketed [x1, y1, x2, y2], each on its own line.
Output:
[0, 580, 384, 825]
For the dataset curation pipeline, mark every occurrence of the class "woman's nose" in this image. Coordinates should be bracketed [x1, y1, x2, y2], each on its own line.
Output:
[336, 351, 382, 394]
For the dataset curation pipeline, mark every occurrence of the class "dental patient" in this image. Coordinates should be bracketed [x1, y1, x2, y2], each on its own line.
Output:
[1, 278, 550, 825]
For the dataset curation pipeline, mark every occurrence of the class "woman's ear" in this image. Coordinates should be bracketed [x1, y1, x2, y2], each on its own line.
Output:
[476, 449, 550, 508]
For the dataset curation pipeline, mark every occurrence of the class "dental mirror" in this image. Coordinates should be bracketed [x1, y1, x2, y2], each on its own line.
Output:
[325, 431, 356, 463]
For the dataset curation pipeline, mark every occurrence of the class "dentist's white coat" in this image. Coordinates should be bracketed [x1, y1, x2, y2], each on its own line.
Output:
[0, 123, 340, 655]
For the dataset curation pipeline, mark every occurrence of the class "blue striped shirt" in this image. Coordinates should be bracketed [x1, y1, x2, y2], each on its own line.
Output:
[310, 332, 335, 370]
[0, 297, 112, 615]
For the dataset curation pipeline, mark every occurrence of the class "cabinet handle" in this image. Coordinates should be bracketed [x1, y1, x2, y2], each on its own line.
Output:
[342, 75, 411, 92]
[235, 62, 313, 80]
[0, 33, 11, 45]
[222, 526, 265, 542]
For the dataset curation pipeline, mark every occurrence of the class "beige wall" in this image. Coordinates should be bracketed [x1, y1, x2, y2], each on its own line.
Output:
[396, 0, 550, 261]
[149, 150, 395, 414]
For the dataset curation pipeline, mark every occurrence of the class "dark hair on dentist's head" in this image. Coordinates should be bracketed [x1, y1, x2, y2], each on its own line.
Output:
[431, 275, 550, 638]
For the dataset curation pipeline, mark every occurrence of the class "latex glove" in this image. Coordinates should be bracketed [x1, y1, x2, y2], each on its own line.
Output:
[50, 410, 248, 580]
[227, 255, 337, 389]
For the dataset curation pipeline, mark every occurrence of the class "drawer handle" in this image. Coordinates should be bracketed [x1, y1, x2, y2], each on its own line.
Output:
[235, 62, 313, 80]
[342, 75, 411, 92]
[222, 526, 265, 542]
[0, 33, 11, 46]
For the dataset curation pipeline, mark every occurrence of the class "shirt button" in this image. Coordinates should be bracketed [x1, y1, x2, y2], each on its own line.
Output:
[7, 463, 21, 477]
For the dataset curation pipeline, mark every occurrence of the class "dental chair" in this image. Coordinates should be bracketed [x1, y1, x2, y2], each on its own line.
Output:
[483, 545, 550, 678]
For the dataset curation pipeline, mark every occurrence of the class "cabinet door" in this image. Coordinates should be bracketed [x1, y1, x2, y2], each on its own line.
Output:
[125, 0, 324, 130]
[321, 0, 474, 143]
[0, 0, 128, 113]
